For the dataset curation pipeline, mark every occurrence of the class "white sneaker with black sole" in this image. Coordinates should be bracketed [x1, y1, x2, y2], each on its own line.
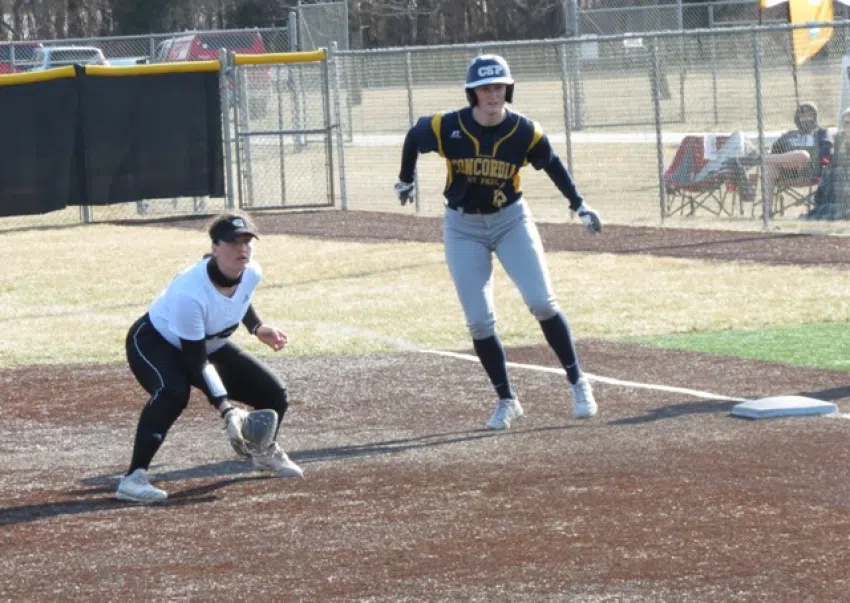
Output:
[116, 468, 168, 502]
[486, 398, 524, 430]
[571, 376, 598, 419]
[252, 443, 304, 478]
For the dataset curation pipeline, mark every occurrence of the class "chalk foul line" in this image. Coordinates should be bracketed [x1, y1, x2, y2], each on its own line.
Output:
[421, 349, 747, 403]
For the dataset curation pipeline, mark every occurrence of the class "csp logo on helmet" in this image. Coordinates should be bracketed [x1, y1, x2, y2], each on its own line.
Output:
[464, 54, 515, 105]
[465, 54, 514, 89]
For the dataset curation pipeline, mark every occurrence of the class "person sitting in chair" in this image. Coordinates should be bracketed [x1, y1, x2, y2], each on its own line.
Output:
[762, 101, 832, 212]
[804, 108, 850, 220]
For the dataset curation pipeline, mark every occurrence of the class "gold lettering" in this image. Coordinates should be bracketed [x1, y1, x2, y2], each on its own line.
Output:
[493, 189, 507, 208]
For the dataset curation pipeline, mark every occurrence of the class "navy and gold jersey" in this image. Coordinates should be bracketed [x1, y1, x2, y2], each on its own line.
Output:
[402, 107, 580, 213]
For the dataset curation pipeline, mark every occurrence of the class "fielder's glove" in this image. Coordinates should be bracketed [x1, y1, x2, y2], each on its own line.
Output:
[394, 180, 416, 206]
[576, 203, 602, 235]
[223, 407, 251, 458]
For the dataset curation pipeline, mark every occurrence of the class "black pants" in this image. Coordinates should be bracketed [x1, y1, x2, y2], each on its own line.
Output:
[124, 314, 288, 472]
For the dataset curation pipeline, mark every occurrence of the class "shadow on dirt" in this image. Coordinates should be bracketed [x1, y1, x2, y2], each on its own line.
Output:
[291, 425, 579, 463]
[607, 398, 740, 425]
[795, 385, 850, 401]
[0, 492, 217, 527]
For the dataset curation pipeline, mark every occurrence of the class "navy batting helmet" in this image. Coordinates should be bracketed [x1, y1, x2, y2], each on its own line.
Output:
[464, 54, 514, 106]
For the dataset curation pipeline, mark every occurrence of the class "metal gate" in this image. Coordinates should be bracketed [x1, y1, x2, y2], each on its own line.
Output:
[226, 49, 338, 210]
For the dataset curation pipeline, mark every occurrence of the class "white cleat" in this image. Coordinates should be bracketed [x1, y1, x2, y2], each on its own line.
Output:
[486, 398, 524, 430]
[116, 468, 168, 502]
[571, 376, 598, 419]
[252, 443, 304, 478]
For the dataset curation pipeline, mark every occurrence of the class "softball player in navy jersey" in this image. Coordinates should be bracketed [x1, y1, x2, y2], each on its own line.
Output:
[394, 54, 601, 430]
[116, 213, 302, 503]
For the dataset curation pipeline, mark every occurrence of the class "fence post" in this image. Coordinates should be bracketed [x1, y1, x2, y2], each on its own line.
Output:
[753, 29, 769, 229]
[650, 37, 667, 223]
[289, 10, 298, 51]
[570, 42, 584, 130]
[220, 49, 236, 210]
[405, 50, 420, 212]
[558, 41, 575, 174]
[275, 62, 288, 207]
[330, 42, 349, 211]
[237, 64, 255, 207]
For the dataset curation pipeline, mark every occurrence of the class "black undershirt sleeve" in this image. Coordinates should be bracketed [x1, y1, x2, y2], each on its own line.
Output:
[180, 337, 227, 407]
[242, 303, 262, 335]
[398, 129, 420, 184]
[544, 159, 584, 212]
[527, 134, 584, 211]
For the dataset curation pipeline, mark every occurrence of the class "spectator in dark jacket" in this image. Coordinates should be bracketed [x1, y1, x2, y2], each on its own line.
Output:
[763, 101, 833, 211]
[805, 108, 850, 220]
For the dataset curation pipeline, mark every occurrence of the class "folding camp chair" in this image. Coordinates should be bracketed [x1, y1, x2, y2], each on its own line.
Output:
[663, 135, 734, 217]
[773, 174, 820, 217]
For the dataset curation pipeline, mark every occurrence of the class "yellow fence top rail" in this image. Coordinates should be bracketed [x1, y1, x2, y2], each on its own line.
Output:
[85, 60, 221, 76]
[234, 49, 326, 66]
[0, 66, 76, 86]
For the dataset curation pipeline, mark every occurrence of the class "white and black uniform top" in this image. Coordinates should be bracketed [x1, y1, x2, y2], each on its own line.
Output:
[148, 257, 262, 352]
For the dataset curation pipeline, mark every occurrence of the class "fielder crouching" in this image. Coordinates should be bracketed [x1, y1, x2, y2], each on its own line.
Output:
[117, 212, 302, 504]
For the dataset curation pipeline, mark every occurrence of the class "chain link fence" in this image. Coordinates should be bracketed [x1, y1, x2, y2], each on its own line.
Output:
[0, 26, 293, 232]
[8, 21, 850, 234]
[577, 0, 792, 34]
[332, 22, 850, 232]
[228, 50, 339, 212]
[296, 0, 349, 51]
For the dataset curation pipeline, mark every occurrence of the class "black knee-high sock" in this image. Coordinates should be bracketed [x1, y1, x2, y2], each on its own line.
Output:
[473, 335, 516, 400]
[128, 405, 168, 474]
[539, 313, 582, 384]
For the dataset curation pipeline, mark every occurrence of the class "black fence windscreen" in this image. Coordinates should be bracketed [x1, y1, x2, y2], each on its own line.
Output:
[0, 67, 224, 217]
[0, 77, 78, 216]
[79, 70, 223, 205]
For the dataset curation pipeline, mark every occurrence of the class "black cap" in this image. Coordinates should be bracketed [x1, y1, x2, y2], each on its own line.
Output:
[209, 215, 259, 243]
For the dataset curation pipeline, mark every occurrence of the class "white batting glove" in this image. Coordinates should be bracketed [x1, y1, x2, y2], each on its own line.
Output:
[576, 203, 602, 235]
[394, 180, 416, 206]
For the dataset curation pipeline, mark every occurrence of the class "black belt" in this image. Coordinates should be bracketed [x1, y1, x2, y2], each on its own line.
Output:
[447, 200, 517, 215]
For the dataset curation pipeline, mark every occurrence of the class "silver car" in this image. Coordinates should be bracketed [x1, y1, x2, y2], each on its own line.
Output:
[28, 45, 106, 71]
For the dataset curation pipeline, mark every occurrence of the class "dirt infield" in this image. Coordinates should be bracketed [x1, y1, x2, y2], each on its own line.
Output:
[135, 209, 850, 268]
[3, 212, 850, 602]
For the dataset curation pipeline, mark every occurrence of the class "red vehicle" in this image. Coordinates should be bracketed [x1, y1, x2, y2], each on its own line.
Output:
[0, 41, 44, 74]
[162, 31, 270, 117]
[162, 31, 266, 62]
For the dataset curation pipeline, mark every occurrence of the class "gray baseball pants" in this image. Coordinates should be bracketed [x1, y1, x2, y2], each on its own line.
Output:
[443, 199, 560, 340]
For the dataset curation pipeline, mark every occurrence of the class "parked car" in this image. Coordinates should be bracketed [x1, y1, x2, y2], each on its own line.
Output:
[28, 45, 107, 71]
[153, 39, 174, 63]
[162, 31, 270, 118]
[162, 31, 266, 62]
[0, 41, 44, 74]
[107, 56, 150, 66]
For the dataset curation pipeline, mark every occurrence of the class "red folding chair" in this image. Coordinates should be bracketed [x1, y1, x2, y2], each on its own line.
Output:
[663, 135, 734, 217]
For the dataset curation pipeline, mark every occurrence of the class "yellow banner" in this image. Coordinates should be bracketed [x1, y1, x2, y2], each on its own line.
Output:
[789, 0, 833, 65]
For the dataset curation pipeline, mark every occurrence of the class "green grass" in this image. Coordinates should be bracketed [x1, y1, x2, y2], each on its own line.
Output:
[2, 223, 849, 370]
[628, 322, 850, 372]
